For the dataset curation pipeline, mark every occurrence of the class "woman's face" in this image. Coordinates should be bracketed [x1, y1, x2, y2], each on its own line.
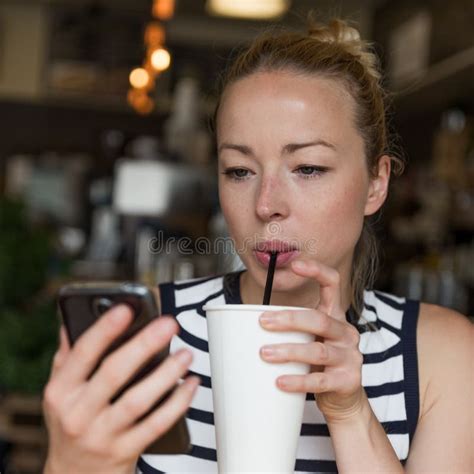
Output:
[216, 70, 388, 294]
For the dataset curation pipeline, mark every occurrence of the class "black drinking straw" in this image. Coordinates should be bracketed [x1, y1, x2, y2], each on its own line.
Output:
[263, 251, 278, 305]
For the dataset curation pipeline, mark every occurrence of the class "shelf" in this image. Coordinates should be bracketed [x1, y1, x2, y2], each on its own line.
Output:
[393, 45, 474, 117]
[0, 90, 218, 119]
[42, 90, 168, 115]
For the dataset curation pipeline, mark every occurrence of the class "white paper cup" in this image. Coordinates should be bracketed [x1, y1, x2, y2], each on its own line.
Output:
[202, 303, 314, 473]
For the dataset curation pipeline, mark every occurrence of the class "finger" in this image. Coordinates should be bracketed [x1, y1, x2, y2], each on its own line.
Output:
[77, 316, 180, 419]
[55, 304, 134, 387]
[260, 341, 344, 366]
[276, 371, 346, 394]
[49, 325, 71, 379]
[59, 324, 71, 352]
[103, 345, 194, 433]
[291, 260, 344, 319]
[115, 375, 200, 457]
[260, 308, 347, 340]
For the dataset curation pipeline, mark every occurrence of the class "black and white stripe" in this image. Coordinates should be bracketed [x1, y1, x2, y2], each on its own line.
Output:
[137, 271, 419, 473]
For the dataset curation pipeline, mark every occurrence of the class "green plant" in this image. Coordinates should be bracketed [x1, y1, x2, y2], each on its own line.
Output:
[0, 303, 58, 393]
[0, 197, 59, 394]
[0, 199, 51, 307]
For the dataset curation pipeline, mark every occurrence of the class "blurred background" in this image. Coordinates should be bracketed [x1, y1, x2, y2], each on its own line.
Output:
[0, 0, 473, 471]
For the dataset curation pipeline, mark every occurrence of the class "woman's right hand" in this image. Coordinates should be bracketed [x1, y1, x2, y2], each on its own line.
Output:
[43, 304, 199, 474]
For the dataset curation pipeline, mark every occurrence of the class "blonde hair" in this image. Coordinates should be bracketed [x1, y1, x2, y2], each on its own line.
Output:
[211, 14, 405, 319]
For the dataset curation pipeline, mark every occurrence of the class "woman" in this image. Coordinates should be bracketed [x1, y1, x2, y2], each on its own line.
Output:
[43, 16, 472, 474]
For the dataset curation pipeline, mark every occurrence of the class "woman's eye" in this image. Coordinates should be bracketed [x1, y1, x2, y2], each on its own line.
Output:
[221, 168, 251, 181]
[221, 165, 329, 181]
[295, 165, 329, 179]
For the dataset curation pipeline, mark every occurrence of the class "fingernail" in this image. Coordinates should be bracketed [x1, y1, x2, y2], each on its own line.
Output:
[176, 349, 192, 364]
[259, 313, 275, 325]
[185, 376, 201, 390]
[260, 346, 276, 357]
[293, 260, 307, 269]
[109, 304, 130, 322]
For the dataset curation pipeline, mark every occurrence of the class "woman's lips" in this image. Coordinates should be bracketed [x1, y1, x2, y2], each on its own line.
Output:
[254, 250, 300, 268]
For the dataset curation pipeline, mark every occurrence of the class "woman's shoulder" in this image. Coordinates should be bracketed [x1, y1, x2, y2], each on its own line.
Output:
[416, 302, 472, 417]
[417, 302, 472, 358]
[417, 301, 472, 335]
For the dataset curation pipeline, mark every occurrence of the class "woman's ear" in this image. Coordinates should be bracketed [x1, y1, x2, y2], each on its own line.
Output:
[364, 155, 391, 216]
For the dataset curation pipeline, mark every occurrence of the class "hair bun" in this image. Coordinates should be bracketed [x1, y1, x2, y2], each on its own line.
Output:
[307, 15, 380, 80]
[308, 18, 361, 45]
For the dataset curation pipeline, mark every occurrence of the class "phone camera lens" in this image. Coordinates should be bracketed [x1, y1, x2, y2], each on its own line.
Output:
[93, 297, 114, 317]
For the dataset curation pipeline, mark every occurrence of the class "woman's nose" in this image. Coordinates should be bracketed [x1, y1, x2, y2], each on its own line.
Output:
[255, 175, 290, 221]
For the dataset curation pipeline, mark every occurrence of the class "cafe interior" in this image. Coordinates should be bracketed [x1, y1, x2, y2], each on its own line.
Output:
[0, 0, 473, 471]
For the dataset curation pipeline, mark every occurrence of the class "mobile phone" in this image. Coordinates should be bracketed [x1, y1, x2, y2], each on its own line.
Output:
[57, 281, 191, 455]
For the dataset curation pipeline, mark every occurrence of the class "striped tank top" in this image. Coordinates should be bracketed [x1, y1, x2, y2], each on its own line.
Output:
[137, 269, 420, 473]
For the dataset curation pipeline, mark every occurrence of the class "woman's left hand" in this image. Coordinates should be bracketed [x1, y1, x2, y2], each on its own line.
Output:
[259, 259, 365, 423]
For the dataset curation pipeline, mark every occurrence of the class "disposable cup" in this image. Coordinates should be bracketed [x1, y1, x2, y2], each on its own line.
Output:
[203, 303, 314, 473]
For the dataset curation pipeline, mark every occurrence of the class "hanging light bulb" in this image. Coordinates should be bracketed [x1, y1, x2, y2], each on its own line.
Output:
[128, 0, 173, 114]
[135, 94, 155, 115]
[145, 22, 165, 47]
[127, 89, 154, 115]
[152, 0, 175, 20]
[151, 47, 171, 72]
[129, 68, 150, 89]
[206, 0, 290, 19]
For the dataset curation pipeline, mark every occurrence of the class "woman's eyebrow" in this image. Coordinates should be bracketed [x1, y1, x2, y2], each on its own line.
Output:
[218, 139, 337, 156]
[282, 139, 337, 154]
[218, 143, 253, 155]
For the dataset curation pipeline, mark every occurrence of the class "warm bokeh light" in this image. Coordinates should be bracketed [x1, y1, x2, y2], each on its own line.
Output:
[151, 48, 171, 72]
[135, 96, 155, 115]
[152, 0, 175, 20]
[127, 88, 154, 115]
[206, 0, 289, 19]
[129, 0, 172, 114]
[145, 22, 165, 47]
[129, 67, 150, 89]
[127, 88, 138, 106]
